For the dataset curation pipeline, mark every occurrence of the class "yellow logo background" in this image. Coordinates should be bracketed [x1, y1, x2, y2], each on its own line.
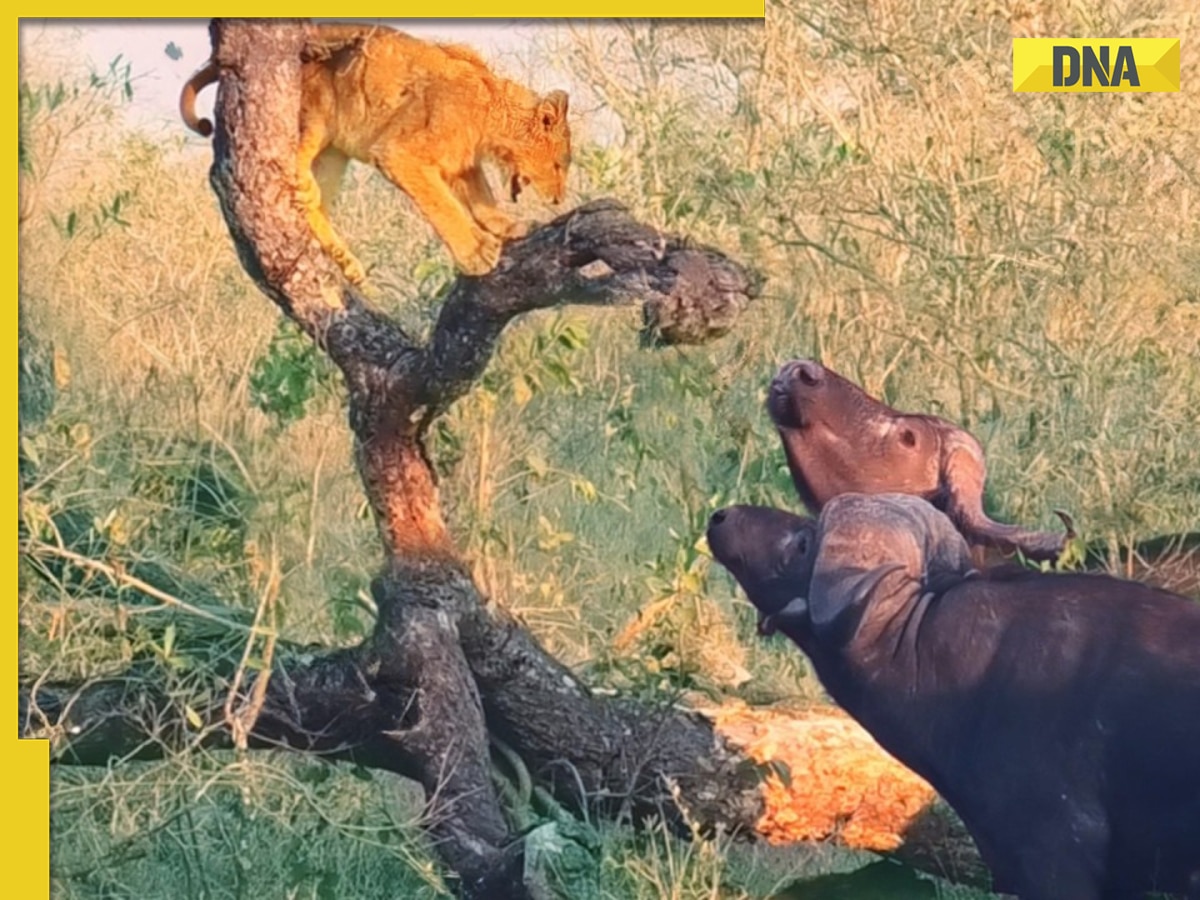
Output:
[1013, 38, 1180, 92]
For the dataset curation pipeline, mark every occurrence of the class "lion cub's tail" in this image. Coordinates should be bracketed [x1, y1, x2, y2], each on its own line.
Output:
[180, 61, 219, 137]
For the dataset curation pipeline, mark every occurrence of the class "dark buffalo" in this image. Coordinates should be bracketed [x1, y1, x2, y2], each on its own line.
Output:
[707, 495, 1200, 900]
[766, 358, 1070, 562]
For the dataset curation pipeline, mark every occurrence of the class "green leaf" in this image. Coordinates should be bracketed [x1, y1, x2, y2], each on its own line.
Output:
[184, 705, 203, 730]
[19, 435, 40, 467]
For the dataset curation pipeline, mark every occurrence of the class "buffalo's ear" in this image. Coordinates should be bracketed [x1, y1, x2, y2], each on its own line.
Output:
[781, 522, 819, 594]
[780, 526, 810, 563]
[808, 563, 906, 634]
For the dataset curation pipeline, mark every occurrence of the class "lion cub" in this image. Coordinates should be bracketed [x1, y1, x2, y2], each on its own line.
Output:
[180, 24, 572, 282]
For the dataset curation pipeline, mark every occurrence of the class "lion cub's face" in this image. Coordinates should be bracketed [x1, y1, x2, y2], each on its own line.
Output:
[509, 90, 571, 206]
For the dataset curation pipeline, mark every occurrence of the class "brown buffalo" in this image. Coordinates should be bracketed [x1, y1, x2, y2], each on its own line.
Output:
[767, 358, 1070, 562]
[707, 495, 1200, 900]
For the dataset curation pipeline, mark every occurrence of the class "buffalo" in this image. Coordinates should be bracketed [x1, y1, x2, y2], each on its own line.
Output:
[707, 495, 1200, 900]
[767, 358, 1071, 562]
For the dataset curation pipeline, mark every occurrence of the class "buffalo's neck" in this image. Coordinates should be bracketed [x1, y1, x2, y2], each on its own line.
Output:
[778, 435, 823, 512]
[819, 586, 960, 780]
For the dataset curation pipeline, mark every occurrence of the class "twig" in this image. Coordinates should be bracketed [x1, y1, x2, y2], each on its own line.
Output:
[27, 542, 260, 634]
[224, 544, 280, 750]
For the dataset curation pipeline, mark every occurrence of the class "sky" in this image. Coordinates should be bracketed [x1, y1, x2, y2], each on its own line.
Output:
[19, 19, 570, 137]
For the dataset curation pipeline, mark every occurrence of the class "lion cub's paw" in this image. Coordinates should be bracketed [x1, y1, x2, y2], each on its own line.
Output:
[455, 232, 503, 276]
[331, 248, 367, 285]
[475, 210, 526, 241]
[341, 258, 367, 285]
[500, 220, 531, 240]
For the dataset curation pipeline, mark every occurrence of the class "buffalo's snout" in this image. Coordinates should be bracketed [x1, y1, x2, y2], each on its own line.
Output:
[777, 358, 825, 388]
[706, 507, 738, 559]
[768, 359, 824, 428]
[798, 360, 822, 385]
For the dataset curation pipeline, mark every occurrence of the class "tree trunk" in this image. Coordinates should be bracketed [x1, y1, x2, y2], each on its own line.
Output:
[19, 17, 990, 898]
[198, 17, 763, 897]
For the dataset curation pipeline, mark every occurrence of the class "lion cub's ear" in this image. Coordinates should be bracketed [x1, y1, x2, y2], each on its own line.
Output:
[538, 91, 570, 129]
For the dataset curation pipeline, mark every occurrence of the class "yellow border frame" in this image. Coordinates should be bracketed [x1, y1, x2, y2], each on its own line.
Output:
[13, 17, 49, 896]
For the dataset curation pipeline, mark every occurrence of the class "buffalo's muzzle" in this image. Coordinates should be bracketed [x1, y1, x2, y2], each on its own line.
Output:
[777, 358, 825, 388]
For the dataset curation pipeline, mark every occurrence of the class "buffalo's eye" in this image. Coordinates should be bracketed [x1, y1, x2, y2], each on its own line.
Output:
[900, 428, 918, 448]
[778, 529, 808, 564]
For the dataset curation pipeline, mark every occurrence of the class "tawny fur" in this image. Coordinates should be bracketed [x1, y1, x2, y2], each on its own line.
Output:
[179, 24, 572, 282]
